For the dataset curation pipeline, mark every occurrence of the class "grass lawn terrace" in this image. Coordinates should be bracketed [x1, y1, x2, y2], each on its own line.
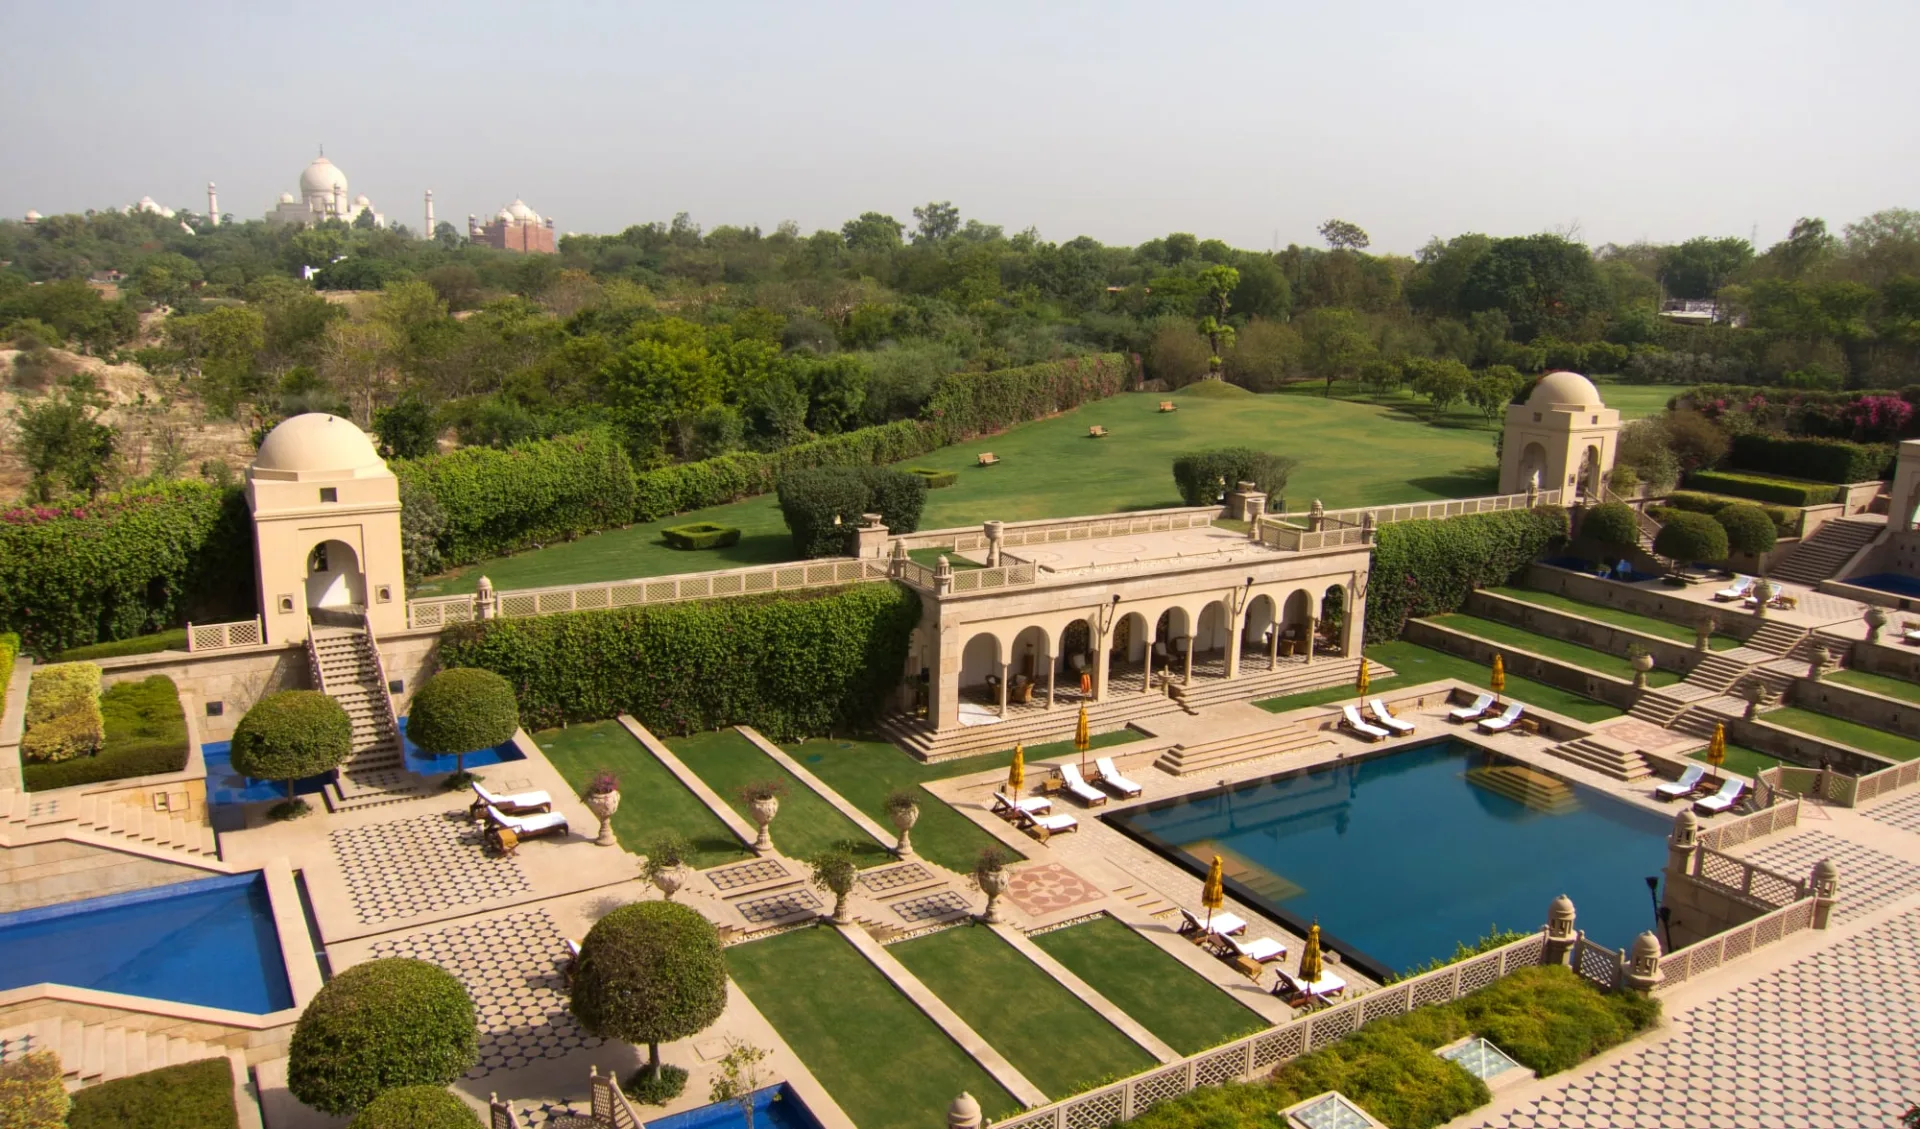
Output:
[785, 738, 1023, 873]
[1429, 614, 1684, 687]
[1688, 742, 1786, 779]
[532, 721, 751, 869]
[1763, 707, 1920, 763]
[1825, 667, 1920, 705]
[669, 730, 892, 865]
[888, 922, 1157, 1099]
[726, 925, 1018, 1129]
[1031, 914, 1268, 1056]
[1487, 587, 1739, 650]
[1356, 641, 1623, 724]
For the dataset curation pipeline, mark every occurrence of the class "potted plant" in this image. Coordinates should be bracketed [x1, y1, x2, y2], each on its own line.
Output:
[1628, 644, 1655, 690]
[972, 845, 1013, 925]
[740, 780, 786, 855]
[809, 847, 859, 925]
[884, 788, 921, 858]
[584, 770, 621, 847]
[644, 832, 693, 900]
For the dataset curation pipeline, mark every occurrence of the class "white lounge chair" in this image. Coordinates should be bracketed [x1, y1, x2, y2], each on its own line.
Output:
[483, 804, 569, 855]
[1449, 693, 1495, 722]
[1056, 763, 1110, 807]
[1714, 575, 1754, 602]
[1477, 702, 1525, 733]
[1093, 757, 1142, 798]
[1340, 704, 1390, 742]
[469, 781, 553, 821]
[991, 791, 1053, 820]
[1178, 908, 1248, 938]
[1225, 933, 1288, 963]
[1904, 628, 1920, 646]
[1020, 809, 1079, 841]
[1693, 778, 1745, 815]
[1367, 699, 1416, 736]
[1655, 764, 1707, 801]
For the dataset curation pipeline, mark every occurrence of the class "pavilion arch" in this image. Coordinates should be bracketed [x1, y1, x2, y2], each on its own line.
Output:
[1322, 584, 1349, 654]
[959, 632, 1003, 691]
[1153, 607, 1193, 661]
[1518, 442, 1549, 490]
[1110, 611, 1150, 666]
[1057, 617, 1095, 676]
[1009, 624, 1051, 682]
[1242, 593, 1278, 649]
[305, 538, 365, 612]
[1282, 588, 1314, 640]
[1579, 443, 1603, 497]
[1194, 600, 1232, 671]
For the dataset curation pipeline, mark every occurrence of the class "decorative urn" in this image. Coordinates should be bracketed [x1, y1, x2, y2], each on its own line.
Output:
[585, 776, 620, 848]
[749, 796, 779, 854]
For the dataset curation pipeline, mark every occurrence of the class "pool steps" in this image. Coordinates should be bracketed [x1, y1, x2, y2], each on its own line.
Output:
[1463, 764, 1579, 815]
[1152, 723, 1329, 777]
[0, 1016, 229, 1090]
[1544, 738, 1653, 783]
[0, 787, 220, 861]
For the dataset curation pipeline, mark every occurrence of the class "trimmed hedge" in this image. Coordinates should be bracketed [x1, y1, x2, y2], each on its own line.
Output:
[347, 1086, 482, 1129]
[921, 353, 1132, 443]
[1365, 508, 1570, 644]
[22, 662, 103, 763]
[66, 1057, 237, 1129]
[776, 467, 926, 559]
[230, 690, 353, 790]
[406, 668, 519, 761]
[438, 581, 921, 739]
[288, 958, 478, 1117]
[0, 632, 15, 730]
[1714, 504, 1778, 558]
[1580, 502, 1641, 551]
[1652, 510, 1728, 564]
[632, 419, 933, 523]
[1686, 470, 1840, 507]
[661, 523, 741, 550]
[1659, 491, 1800, 536]
[1724, 434, 1893, 484]
[24, 675, 189, 792]
[55, 628, 189, 662]
[906, 467, 958, 489]
[1170, 448, 1298, 507]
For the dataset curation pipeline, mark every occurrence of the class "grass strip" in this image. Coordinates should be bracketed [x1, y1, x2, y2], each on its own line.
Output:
[1687, 743, 1786, 779]
[670, 729, 892, 865]
[787, 738, 1020, 873]
[1488, 587, 1739, 650]
[534, 720, 752, 869]
[1031, 914, 1267, 1056]
[54, 628, 190, 662]
[1430, 614, 1682, 688]
[1354, 641, 1623, 724]
[1764, 707, 1920, 762]
[1824, 667, 1920, 705]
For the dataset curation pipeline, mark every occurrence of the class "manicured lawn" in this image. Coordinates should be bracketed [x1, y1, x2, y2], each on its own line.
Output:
[1826, 667, 1920, 705]
[1031, 914, 1267, 1055]
[66, 1057, 237, 1129]
[1358, 641, 1624, 724]
[1588, 381, 1676, 420]
[1257, 671, 1405, 715]
[55, 628, 190, 662]
[1765, 707, 1920, 762]
[670, 730, 891, 865]
[908, 546, 982, 570]
[787, 738, 1021, 873]
[890, 923, 1157, 1098]
[533, 721, 752, 869]
[423, 387, 1501, 594]
[1688, 743, 1785, 779]
[985, 727, 1143, 762]
[728, 925, 1018, 1129]
[1487, 587, 1739, 650]
[1429, 614, 1683, 687]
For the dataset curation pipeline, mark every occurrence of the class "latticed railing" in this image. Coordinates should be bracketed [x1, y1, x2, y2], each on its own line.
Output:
[988, 932, 1549, 1129]
[1657, 898, 1817, 990]
[407, 559, 891, 629]
[1690, 845, 1807, 908]
[185, 617, 264, 653]
[1847, 759, 1920, 806]
[1258, 522, 1373, 552]
[1697, 798, 1800, 850]
[1274, 490, 1563, 530]
[891, 558, 1039, 594]
[405, 595, 478, 630]
[904, 507, 1220, 554]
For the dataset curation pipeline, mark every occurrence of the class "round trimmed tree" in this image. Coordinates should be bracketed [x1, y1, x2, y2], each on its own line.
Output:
[1652, 510, 1729, 569]
[1582, 502, 1641, 564]
[1715, 504, 1778, 563]
[231, 690, 352, 819]
[570, 901, 727, 1101]
[406, 668, 519, 787]
[348, 1085, 483, 1129]
[289, 958, 477, 1117]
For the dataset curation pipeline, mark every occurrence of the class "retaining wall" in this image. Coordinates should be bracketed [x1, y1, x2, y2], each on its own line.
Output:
[1401, 620, 1640, 712]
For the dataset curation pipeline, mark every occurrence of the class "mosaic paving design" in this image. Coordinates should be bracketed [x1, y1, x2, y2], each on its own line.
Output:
[861, 862, 935, 894]
[707, 857, 789, 891]
[329, 811, 531, 926]
[732, 887, 821, 924]
[518, 1100, 593, 1127]
[1004, 862, 1104, 918]
[889, 889, 971, 923]
[1469, 907, 1920, 1129]
[369, 909, 601, 1078]
[1861, 789, 1920, 834]
[1741, 830, 1920, 923]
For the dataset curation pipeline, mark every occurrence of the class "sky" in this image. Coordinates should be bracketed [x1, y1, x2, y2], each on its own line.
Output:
[2, 0, 1915, 254]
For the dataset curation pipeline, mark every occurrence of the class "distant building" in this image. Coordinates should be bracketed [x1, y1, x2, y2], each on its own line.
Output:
[266, 151, 385, 229]
[125, 196, 176, 218]
[469, 199, 555, 253]
[1658, 299, 1741, 328]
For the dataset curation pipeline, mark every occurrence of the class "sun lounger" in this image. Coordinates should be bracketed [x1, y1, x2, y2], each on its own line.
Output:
[1340, 704, 1390, 742]
[1693, 778, 1745, 815]
[1093, 757, 1142, 798]
[1448, 693, 1495, 722]
[1714, 575, 1754, 602]
[483, 804, 569, 855]
[1367, 699, 1416, 736]
[1477, 702, 1525, 733]
[1655, 764, 1707, 801]
[1018, 809, 1079, 841]
[991, 791, 1053, 820]
[469, 781, 553, 821]
[1225, 933, 1288, 963]
[1057, 763, 1110, 807]
[1273, 969, 1347, 1008]
[1178, 908, 1248, 939]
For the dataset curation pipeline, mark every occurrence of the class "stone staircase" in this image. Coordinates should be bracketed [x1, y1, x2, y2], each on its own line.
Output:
[0, 1018, 230, 1090]
[1545, 737, 1653, 782]
[1464, 763, 1579, 814]
[0, 788, 219, 861]
[1152, 722, 1329, 776]
[1769, 516, 1885, 586]
[1747, 620, 1814, 659]
[1628, 620, 1813, 740]
[310, 625, 419, 811]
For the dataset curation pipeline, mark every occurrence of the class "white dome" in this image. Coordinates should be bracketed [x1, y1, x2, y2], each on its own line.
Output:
[354, 193, 371, 207]
[300, 156, 348, 199]
[506, 199, 538, 222]
[252, 413, 385, 476]
[1528, 370, 1602, 409]
[24, 210, 40, 221]
[279, 192, 296, 204]
[496, 207, 514, 222]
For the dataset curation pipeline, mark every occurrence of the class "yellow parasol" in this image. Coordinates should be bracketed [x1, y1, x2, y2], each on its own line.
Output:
[1298, 919, 1324, 985]
[1201, 854, 1225, 931]
[1706, 723, 1726, 770]
[1074, 703, 1091, 773]
[1355, 658, 1371, 703]
[1490, 654, 1506, 702]
[1008, 744, 1025, 796]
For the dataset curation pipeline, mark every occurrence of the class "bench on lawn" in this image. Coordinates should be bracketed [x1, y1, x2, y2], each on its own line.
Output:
[1088, 425, 1109, 438]
[978, 452, 1001, 467]
[1158, 401, 1177, 412]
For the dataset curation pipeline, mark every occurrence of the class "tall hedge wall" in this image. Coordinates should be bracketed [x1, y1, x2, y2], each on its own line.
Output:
[0, 482, 254, 659]
[437, 581, 921, 739]
[631, 420, 932, 522]
[1365, 507, 1570, 644]
[922, 353, 1132, 443]
[1724, 434, 1894, 483]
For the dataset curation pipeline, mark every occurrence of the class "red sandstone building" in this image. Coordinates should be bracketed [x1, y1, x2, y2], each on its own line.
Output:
[469, 199, 556, 253]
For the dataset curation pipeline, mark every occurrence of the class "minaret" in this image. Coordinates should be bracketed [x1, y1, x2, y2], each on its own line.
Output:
[207, 182, 219, 227]
[332, 182, 344, 219]
[424, 189, 435, 240]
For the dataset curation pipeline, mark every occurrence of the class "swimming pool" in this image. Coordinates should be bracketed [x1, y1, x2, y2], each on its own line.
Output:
[203, 716, 524, 806]
[648, 1084, 822, 1129]
[1841, 572, 1920, 599]
[0, 872, 294, 1013]
[1106, 739, 1671, 978]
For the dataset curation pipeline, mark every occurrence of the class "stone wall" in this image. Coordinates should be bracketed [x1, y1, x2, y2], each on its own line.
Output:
[1661, 870, 1778, 950]
[1525, 565, 1758, 643]
[1794, 677, 1920, 741]
[1466, 589, 1702, 672]
[1845, 637, 1920, 682]
[1401, 619, 1640, 711]
[1732, 716, 1892, 776]
[0, 839, 219, 912]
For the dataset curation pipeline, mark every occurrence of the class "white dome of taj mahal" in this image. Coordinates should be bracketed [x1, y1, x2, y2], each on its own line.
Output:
[252, 413, 386, 479]
[506, 199, 539, 222]
[1527, 370, 1602, 409]
[300, 156, 348, 199]
[278, 192, 296, 204]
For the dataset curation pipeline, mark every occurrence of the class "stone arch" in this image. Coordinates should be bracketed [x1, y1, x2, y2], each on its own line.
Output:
[1243, 594, 1278, 648]
[1058, 618, 1094, 676]
[1111, 610, 1151, 694]
[1321, 585, 1347, 654]
[305, 538, 364, 613]
[1580, 443, 1603, 497]
[1009, 624, 1050, 683]
[959, 632, 1002, 693]
[1518, 442, 1549, 490]
[1282, 588, 1315, 655]
[1194, 600, 1233, 677]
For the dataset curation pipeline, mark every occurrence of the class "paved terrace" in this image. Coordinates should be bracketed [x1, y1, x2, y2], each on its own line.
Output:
[955, 525, 1288, 578]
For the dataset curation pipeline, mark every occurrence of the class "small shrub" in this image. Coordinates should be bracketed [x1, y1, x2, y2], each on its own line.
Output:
[570, 902, 728, 1078]
[1686, 469, 1840, 507]
[1714, 503, 1778, 558]
[21, 661, 104, 763]
[739, 779, 788, 805]
[884, 787, 920, 817]
[625, 1064, 689, 1105]
[0, 632, 16, 729]
[906, 467, 957, 489]
[1581, 502, 1641, 554]
[405, 667, 519, 781]
[24, 661, 101, 727]
[288, 958, 478, 1116]
[346, 1085, 482, 1129]
[1658, 491, 1799, 536]
[776, 466, 926, 558]
[1653, 510, 1729, 565]
[66, 1057, 237, 1129]
[0, 1050, 69, 1129]
[1454, 966, 1661, 1075]
[643, 831, 692, 887]
[661, 522, 742, 550]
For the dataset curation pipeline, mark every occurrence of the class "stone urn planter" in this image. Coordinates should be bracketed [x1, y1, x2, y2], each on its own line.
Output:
[1751, 578, 1774, 617]
[1866, 605, 1889, 644]
[651, 863, 692, 900]
[1695, 616, 1716, 654]
[886, 790, 920, 858]
[748, 796, 779, 854]
[1630, 650, 1655, 690]
[976, 866, 1008, 924]
[584, 773, 620, 847]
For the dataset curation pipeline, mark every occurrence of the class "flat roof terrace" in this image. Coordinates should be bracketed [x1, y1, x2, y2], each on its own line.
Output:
[954, 524, 1284, 578]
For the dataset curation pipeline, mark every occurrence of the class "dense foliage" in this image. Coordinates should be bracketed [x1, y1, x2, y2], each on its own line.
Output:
[0, 632, 16, 729]
[346, 1086, 483, 1129]
[24, 675, 189, 791]
[0, 481, 253, 659]
[777, 466, 926, 557]
[1714, 504, 1779, 558]
[288, 958, 478, 1116]
[661, 522, 740, 550]
[229, 690, 353, 791]
[0, 1051, 69, 1129]
[1723, 434, 1893, 483]
[1656, 491, 1801, 536]
[405, 668, 519, 759]
[21, 662, 103, 763]
[438, 582, 920, 738]
[1686, 470, 1839, 507]
[1580, 502, 1641, 554]
[1365, 507, 1570, 643]
[65, 1058, 237, 1129]
[1169, 448, 1299, 507]
[1652, 511, 1729, 564]
[569, 901, 728, 1071]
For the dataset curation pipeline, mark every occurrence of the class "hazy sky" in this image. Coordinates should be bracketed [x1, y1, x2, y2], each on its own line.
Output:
[3, 1, 1914, 253]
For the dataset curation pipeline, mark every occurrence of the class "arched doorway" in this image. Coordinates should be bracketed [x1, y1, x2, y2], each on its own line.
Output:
[1518, 442, 1548, 491]
[1111, 612, 1149, 694]
[1155, 608, 1193, 685]
[1194, 601, 1232, 679]
[306, 539, 365, 627]
[1243, 594, 1278, 668]
[1282, 590, 1314, 660]
[1579, 444, 1602, 498]
[1321, 586, 1347, 656]
[1059, 619, 1095, 700]
[1009, 625, 1049, 709]
[960, 633, 1002, 710]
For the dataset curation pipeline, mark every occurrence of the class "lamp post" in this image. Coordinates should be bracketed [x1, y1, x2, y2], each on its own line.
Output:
[1644, 875, 1672, 949]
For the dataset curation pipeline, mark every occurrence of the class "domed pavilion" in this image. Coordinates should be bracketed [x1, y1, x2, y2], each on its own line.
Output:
[1499, 371, 1621, 500]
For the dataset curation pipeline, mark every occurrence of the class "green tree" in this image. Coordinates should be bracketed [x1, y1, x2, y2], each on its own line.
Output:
[841, 212, 904, 253]
[10, 377, 116, 501]
[1714, 504, 1777, 561]
[229, 690, 352, 818]
[1459, 235, 1606, 340]
[911, 201, 961, 244]
[1467, 365, 1526, 425]
[1409, 358, 1473, 416]
[0, 1050, 69, 1129]
[1318, 219, 1371, 251]
[1658, 237, 1753, 300]
[1299, 307, 1373, 395]
[348, 1086, 483, 1129]
[405, 668, 519, 786]
[373, 396, 440, 460]
[570, 901, 728, 1093]
[289, 959, 478, 1117]
[1652, 511, 1728, 568]
[1582, 502, 1642, 560]
[1196, 264, 1240, 366]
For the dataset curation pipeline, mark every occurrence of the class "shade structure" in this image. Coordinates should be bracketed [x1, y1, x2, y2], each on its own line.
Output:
[1355, 658, 1371, 702]
[1074, 703, 1091, 771]
[1706, 723, 1726, 768]
[1490, 654, 1506, 699]
[1299, 920, 1324, 984]
[1202, 854, 1224, 930]
[1008, 744, 1025, 795]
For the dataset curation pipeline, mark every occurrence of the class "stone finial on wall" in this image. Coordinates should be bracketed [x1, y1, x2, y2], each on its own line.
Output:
[1624, 930, 1665, 992]
[1811, 858, 1839, 929]
[948, 1092, 983, 1129]
[1865, 604, 1888, 643]
[1544, 893, 1577, 966]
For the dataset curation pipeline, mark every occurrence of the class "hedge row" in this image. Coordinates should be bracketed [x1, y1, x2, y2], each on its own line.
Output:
[661, 523, 741, 550]
[64, 1056, 237, 1129]
[0, 482, 255, 659]
[1685, 470, 1840, 507]
[1170, 449, 1297, 507]
[22, 662, 103, 764]
[23, 676, 190, 791]
[776, 467, 926, 558]
[921, 353, 1132, 443]
[630, 419, 933, 524]
[438, 581, 921, 739]
[1365, 507, 1570, 644]
[0, 633, 16, 730]
[1724, 434, 1894, 483]
[1659, 491, 1800, 537]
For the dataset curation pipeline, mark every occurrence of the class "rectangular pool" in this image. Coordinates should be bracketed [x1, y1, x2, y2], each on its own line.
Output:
[1106, 739, 1671, 978]
[0, 872, 294, 1013]
[1842, 572, 1920, 600]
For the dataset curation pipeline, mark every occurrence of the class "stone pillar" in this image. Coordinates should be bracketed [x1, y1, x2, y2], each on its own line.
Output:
[1245, 493, 1267, 539]
[1810, 858, 1839, 929]
[997, 662, 1010, 718]
[1526, 479, 1539, 507]
[948, 1093, 983, 1129]
[1343, 578, 1366, 657]
[1309, 499, 1325, 532]
[477, 575, 497, 620]
[934, 554, 954, 597]
[1143, 628, 1157, 696]
[1093, 625, 1111, 702]
[983, 521, 1005, 567]
[1225, 607, 1243, 680]
[1045, 654, 1056, 710]
[1267, 621, 1280, 670]
[1623, 930, 1664, 992]
[933, 624, 960, 730]
[1303, 616, 1316, 666]
[1182, 635, 1194, 684]
[1543, 894, 1577, 967]
[853, 513, 890, 559]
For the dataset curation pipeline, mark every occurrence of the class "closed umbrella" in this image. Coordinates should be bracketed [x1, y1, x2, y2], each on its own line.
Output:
[1298, 919, 1324, 986]
[1201, 854, 1225, 932]
[1075, 703, 1091, 774]
[1008, 744, 1025, 796]
[1490, 654, 1506, 704]
[1355, 658, 1370, 704]
[1706, 723, 1726, 770]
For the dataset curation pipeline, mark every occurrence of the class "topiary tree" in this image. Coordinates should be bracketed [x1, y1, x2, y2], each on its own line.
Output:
[1582, 502, 1641, 565]
[570, 901, 727, 1103]
[1652, 510, 1729, 570]
[348, 1085, 483, 1129]
[1170, 448, 1298, 507]
[288, 958, 478, 1117]
[776, 466, 927, 558]
[0, 1050, 69, 1129]
[230, 690, 352, 819]
[406, 667, 519, 788]
[1714, 504, 1778, 564]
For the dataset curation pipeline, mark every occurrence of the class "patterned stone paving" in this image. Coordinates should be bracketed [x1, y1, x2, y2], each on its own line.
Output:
[1862, 790, 1920, 835]
[331, 812, 531, 926]
[518, 1100, 593, 1127]
[861, 862, 935, 894]
[1469, 908, 1920, 1128]
[1004, 862, 1105, 918]
[707, 857, 789, 891]
[1741, 830, 1920, 923]
[731, 887, 820, 924]
[889, 889, 971, 923]
[369, 909, 601, 1078]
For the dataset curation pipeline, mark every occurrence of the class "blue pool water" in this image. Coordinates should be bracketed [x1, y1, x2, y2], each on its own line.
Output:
[1107, 739, 1671, 977]
[649, 1085, 821, 1129]
[0, 872, 294, 1013]
[204, 716, 523, 806]
[1843, 572, 1920, 599]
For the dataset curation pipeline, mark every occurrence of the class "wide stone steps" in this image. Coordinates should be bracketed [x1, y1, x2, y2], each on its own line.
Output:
[1546, 738, 1653, 782]
[312, 627, 425, 812]
[0, 1018, 228, 1089]
[1770, 518, 1883, 585]
[1746, 622, 1812, 658]
[1464, 764, 1579, 814]
[1153, 723, 1328, 776]
[71, 794, 219, 857]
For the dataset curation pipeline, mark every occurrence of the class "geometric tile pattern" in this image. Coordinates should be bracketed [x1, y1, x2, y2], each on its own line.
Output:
[1862, 789, 1920, 834]
[1467, 907, 1920, 1129]
[861, 862, 935, 894]
[707, 857, 789, 892]
[518, 1101, 594, 1128]
[1003, 862, 1105, 918]
[369, 909, 601, 1078]
[331, 812, 531, 926]
[888, 889, 971, 923]
[732, 887, 820, 924]
[1741, 830, 1920, 923]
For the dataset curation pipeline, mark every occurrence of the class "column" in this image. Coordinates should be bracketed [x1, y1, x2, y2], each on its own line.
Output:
[1143, 628, 1157, 696]
[1093, 623, 1111, 702]
[932, 625, 960, 731]
[1225, 607, 1244, 680]
[1303, 617, 1315, 666]
[1267, 623, 1279, 671]
[1344, 579, 1366, 657]
[1045, 654, 1056, 710]
[997, 661, 1010, 717]
[1182, 634, 1194, 684]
